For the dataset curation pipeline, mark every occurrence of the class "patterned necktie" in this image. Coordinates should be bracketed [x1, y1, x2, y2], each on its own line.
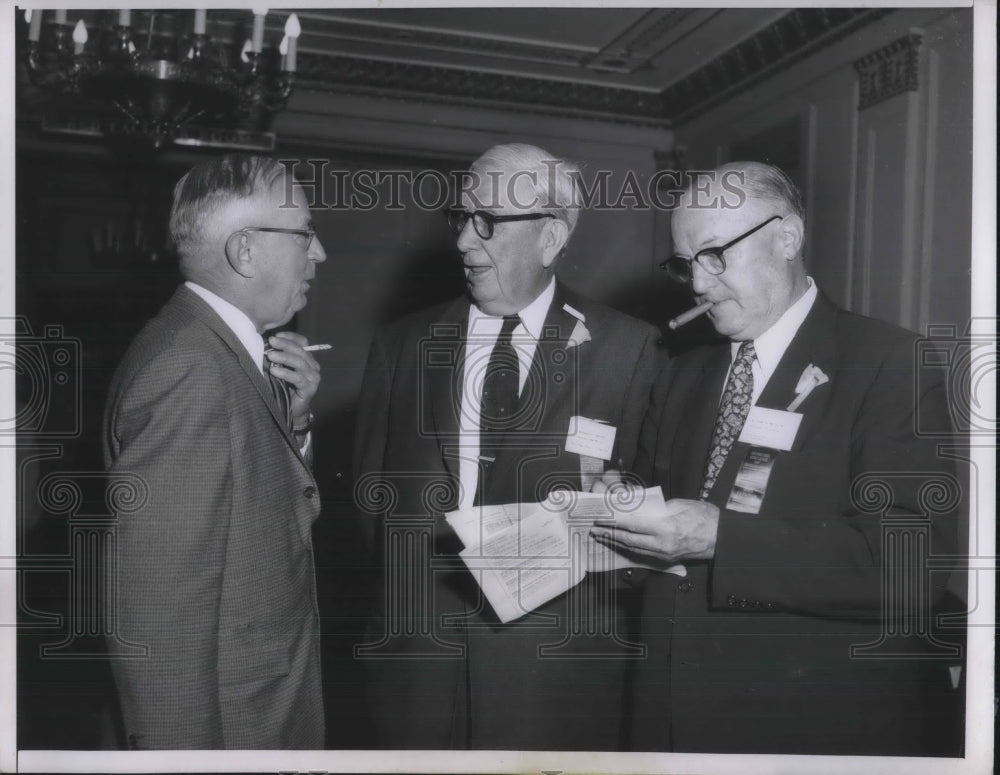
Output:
[700, 340, 756, 500]
[264, 348, 293, 431]
[476, 315, 521, 504]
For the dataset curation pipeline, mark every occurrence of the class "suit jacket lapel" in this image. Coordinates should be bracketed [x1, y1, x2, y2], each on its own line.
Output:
[707, 291, 838, 505]
[175, 286, 310, 469]
[426, 298, 469, 486]
[484, 284, 579, 502]
[673, 346, 730, 499]
[754, 292, 838, 451]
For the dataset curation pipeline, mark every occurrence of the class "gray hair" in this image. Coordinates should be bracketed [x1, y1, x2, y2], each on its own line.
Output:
[471, 143, 582, 237]
[169, 154, 288, 262]
[715, 161, 805, 222]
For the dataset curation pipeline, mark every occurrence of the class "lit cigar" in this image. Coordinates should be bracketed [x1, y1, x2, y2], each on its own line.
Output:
[304, 343, 333, 352]
[668, 302, 713, 330]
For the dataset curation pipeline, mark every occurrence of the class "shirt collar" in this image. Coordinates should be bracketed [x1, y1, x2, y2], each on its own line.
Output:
[185, 281, 266, 374]
[468, 277, 556, 340]
[731, 276, 817, 377]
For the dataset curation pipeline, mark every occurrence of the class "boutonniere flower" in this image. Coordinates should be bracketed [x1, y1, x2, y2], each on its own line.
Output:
[567, 319, 591, 348]
[563, 304, 591, 348]
[787, 364, 829, 412]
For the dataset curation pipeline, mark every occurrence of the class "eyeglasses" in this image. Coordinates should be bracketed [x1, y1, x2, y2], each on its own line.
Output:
[241, 226, 316, 248]
[659, 215, 783, 284]
[446, 208, 555, 240]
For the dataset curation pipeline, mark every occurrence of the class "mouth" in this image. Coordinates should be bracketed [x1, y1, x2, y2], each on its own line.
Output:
[464, 265, 493, 278]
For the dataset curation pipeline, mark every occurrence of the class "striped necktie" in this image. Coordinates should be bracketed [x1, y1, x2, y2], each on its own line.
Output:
[264, 347, 293, 431]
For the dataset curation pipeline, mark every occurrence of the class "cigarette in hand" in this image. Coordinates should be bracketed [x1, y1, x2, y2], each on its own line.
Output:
[303, 344, 332, 352]
[668, 302, 713, 330]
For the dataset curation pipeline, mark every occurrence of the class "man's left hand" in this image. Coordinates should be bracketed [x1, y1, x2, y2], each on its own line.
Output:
[590, 497, 720, 564]
[266, 332, 321, 427]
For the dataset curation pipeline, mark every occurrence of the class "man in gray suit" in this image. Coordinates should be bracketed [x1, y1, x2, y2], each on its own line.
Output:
[104, 154, 328, 749]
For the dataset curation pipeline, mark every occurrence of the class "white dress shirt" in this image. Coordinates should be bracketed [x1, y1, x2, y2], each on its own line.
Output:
[727, 276, 818, 405]
[186, 281, 311, 453]
[456, 278, 556, 510]
[186, 281, 266, 374]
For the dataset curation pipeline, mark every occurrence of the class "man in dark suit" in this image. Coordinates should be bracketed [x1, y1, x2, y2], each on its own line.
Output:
[354, 143, 662, 750]
[591, 161, 963, 755]
[103, 155, 328, 749]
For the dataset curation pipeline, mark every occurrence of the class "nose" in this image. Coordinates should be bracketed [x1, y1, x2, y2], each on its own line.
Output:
[690, 260, 715, 296]
[308, 233, 327, 263]
[455, 217, 480, 252]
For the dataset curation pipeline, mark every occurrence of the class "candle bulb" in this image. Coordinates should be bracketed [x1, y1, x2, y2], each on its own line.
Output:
[54, 10, 67, 24]
[27, 9, 42, 42]
[251, 7, 268, 53]
[194, 9, 207, 35]
[284, 12, 300, 72]
[118, 10, 131, 26]
[72, 19, 87, 54]
[279, 34, 288, 69]
[240, 39, 252, 63]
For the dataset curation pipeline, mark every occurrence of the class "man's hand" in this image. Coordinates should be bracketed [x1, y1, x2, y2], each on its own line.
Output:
[590, 468, 625, 493]
[590, 497, 720, 564]
[265, 332, 321, 427]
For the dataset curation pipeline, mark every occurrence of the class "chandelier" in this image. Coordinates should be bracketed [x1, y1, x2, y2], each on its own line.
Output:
[23, 8, 302, 150]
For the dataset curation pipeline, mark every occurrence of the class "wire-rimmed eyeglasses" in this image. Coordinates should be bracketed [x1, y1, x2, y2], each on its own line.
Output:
[446, 208, 555, 240]
[659, 215, 783, 283]
[240, 226, 316, 248]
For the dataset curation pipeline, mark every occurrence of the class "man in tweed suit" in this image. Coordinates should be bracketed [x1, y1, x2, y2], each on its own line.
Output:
[104, 155, 328, 749]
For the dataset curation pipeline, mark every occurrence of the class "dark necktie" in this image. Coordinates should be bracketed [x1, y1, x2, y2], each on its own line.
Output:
[700, 340, 756, 500]
[476, 315, 521, 504]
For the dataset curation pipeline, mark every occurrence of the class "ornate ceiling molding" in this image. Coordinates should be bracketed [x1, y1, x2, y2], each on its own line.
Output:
[294, 54, 671, 128]
[853, 33, 923, 110]
[292, 7, 893, 128]
[661, 7, 896, 123]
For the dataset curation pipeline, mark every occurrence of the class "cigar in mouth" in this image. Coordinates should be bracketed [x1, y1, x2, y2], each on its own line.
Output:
[668, 302, 713, 330]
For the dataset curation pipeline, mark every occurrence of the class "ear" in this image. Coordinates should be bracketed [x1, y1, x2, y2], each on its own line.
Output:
[225, 230, 255, 278]
[777, 214, 804, 260]
[540, 218, 569, 268]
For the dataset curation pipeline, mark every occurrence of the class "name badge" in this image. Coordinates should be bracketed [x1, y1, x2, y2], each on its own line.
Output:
[565, 416, 617, 461]
[726, 448, 779, 514]
[738, 406, 802, 451]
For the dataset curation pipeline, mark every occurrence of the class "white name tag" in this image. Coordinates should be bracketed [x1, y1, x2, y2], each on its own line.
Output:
[737, 406, 802, 451]
[565, 416, 617, 461]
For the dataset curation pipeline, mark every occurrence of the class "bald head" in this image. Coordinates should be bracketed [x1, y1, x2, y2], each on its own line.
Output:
[469, 143, 583, 240]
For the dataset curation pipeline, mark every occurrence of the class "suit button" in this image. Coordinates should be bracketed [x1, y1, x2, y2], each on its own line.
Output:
[677, 580, 692, 592]
[727, 594, 738, 607]
[303, 486, 316, 499]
